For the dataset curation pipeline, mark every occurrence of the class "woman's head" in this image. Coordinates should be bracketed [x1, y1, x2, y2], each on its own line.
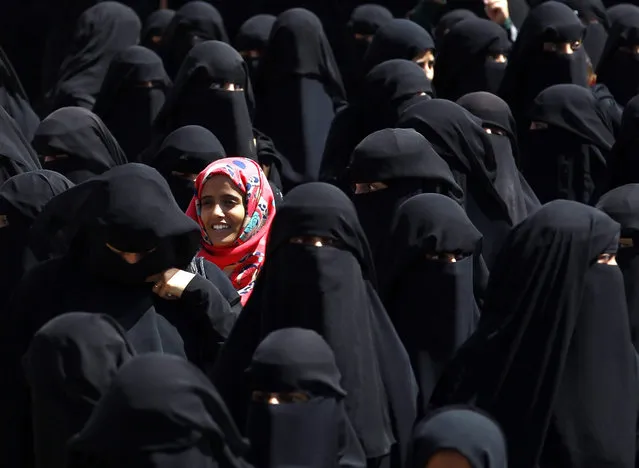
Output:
[190, 157, 274, 249]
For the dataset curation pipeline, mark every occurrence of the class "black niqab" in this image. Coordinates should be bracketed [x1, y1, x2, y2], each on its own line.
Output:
[149, 125, 227, 210]
[0, 46, 39, 140]
[33, 107, 128, 184]
[154, 40, 257, 161]
[398, 99, 537, 266]
[596, 4, 639, 105]
[524, 83, 614, 204]
[433, 19, 511, 101]
[434, 9, 478, 45]
[0, 105, 42, 185]
[24, 312, 136, 468]
[363, 19, 435, 72]
[68, 354, 252, 468]
[498, 1, 589, 136]
[93, 46, 171, 159]
[213, 183, 418, 465]
[160, 1, 229, 79]
[597, 183, 639, 352]
[141, 9, 176, 53]
[45, 2, 141, 113]
[608, 94, 639, 188]
[246, 328, 366, 468]
[347, 128, 463, 263]
[234, 15, 277, 82]
[254, 8, 347, 185]
[408, 407, 507, 468]
[431, 200, 637, 468]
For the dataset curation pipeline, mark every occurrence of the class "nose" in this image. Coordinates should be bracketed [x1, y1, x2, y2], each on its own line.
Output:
[212, 203, 225, 217]
[120, 252, 144, 264]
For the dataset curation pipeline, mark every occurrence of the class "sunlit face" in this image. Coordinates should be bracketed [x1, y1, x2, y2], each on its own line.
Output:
[106, 243, 157, 264]
[252, 391, 310, 405]
[542, 40, 582, 54]
[426, 451, 472, 468]
[415, 50, 436, 80]
[597, 253, 617, 265]
[200, 175, 246, 246]
[354, 181, 388, 194]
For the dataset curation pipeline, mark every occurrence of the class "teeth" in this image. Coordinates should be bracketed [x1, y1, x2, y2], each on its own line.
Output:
[212, 225, 229, 231]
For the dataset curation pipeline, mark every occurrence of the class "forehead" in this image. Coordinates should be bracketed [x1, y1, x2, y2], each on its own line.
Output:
[201, 174, 243, 197]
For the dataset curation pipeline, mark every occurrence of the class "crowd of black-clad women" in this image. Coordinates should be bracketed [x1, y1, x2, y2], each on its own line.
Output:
[0, 0, 638, 466]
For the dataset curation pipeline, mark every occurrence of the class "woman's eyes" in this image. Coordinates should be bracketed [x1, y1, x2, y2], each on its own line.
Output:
[425, 252, 466, 262]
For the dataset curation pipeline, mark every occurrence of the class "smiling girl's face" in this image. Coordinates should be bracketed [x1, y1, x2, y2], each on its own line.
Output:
[199, 174, 246, 246]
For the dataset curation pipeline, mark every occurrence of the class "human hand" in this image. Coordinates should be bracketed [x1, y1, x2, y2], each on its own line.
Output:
[484, 0, 510, 25]
[147, 268, 196, 300]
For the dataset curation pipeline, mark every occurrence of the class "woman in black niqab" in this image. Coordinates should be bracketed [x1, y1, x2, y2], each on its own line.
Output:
[320, 59, 432, 186]
[141, 9, 176, 53]
[159, 1, 229, 79]
[608, 94, 639, 188]
[596, 4, 639, 106]
[431, 200, 638, 468]
[213, 182, 418, 467]
[0, 46, 40, 140]
[234, 15, 277, 83]
[148, 125, 226, 210]
[0, 170, 73, 312]
[433, 18, 511, 101]
[153, 40, 257, 161]
[67, 354, 253, 468]
[523, 83, 614, 204]
[597, 183, 639, 352]
[24, 312, 135, 468]
[254, 8, 347, 186]
[433, 9, 478, 45]
[398, 99, 537, 267]
[45, 2, 141, 113]
[408, 407, 507, 468]
[346, 128, 463, 265]
[498, 1, 589, 138]
[377, 194, 482, 415]
[93, 45, 171, 159]
[363, 19, 436, 74]
[32, 107, 127, 184]
[246, 328, 366, 468]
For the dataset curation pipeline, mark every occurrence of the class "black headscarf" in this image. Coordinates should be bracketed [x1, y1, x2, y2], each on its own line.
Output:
[597, 183, 639, 352]
[0, 170, 74, 311]
[45, 2, 141, 113]
[67, 354, 252, 468]
[378, 194, 482, 414]
[320, 59, 432, 185]
[213, 183, 418, 465]
[24, 312, 136, 468]
[499, 1, 589, 137]
[0, 105, 42, 185]
[141, 9, 176, 53]
[398, 99, 537, 267]
[234, 14, 277, 83]
[596, 4, 639, 106]
[160, 1, 229, 79]
[608, 94, 639, 188]
[0, 46, 40, 140]
[33, 107, 128, 184]
[457, 91, 518, 149]
[431, 200, 638, 468]
[408, 407, 507, 468]
[524, 83, 614, 204]
[433, 19, 511, 101]
[254, 8, 347, 185]
[149, 125, 227, 210]
[93, 45, 171, 159]
[346, 128, 463, 263]
[363, 19, 435, 72]
[246, 328, 366, 468]
[153, 40, 257, 161]
[434, 9, 478, 45]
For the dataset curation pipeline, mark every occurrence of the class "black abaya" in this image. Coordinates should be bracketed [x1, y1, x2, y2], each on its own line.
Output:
[93, 45, 171, 160]
[0, 105, 42, 185]
[0, 46, 40, 140]
[141, 9, 176, 54]
[608, 94, 639, 188]
[431, 200, 638, 468]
